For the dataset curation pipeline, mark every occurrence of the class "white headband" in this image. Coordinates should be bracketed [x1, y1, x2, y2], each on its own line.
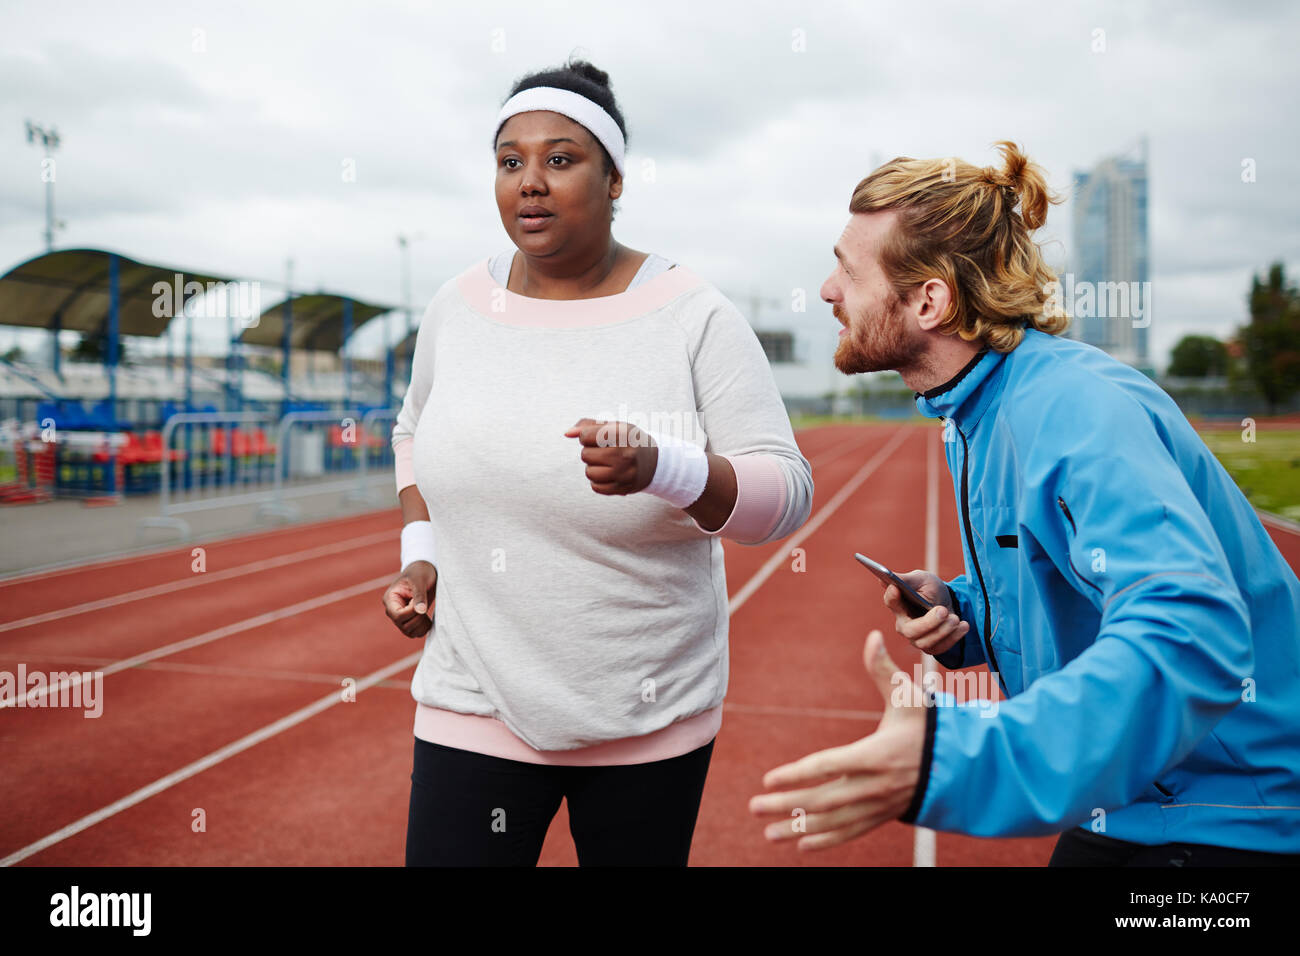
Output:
[495, 86, 626, 178]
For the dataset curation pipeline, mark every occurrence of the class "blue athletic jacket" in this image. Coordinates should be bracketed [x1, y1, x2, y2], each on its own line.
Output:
[898, 328, 1300, 852]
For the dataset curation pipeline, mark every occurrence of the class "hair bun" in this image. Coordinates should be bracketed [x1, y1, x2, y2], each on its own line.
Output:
[988, 140, 1050, 230]
[566, 57, 611, 90]
[998, 142, 1028, 189]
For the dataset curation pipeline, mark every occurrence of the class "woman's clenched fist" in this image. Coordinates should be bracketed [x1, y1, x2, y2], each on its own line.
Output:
[564, 418, 659, 495]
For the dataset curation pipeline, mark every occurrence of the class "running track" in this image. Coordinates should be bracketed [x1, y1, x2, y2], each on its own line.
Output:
[2, 422, 1297, 866]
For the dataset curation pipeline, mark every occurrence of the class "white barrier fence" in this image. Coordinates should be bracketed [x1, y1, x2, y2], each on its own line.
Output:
[136, 408, 398, 542]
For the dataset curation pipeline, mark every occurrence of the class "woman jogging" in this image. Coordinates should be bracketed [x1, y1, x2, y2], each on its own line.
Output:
[382, 56, 813, 866]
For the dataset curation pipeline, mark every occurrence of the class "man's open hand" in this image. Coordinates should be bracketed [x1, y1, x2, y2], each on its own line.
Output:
[748, 630, 927, 851]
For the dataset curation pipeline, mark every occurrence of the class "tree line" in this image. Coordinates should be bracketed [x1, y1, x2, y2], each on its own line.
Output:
[1169, 262, 1300, 413]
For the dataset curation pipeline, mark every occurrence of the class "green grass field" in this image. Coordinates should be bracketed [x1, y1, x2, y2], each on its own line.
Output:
[1199, 428, 1300, 521]
[789, 413, 905, 429]
[791, 417, 1300, 522]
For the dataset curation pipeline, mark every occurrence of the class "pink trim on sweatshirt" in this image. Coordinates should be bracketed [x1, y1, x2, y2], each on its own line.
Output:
[394, 437, 415, 492]
[690, 454, 788, 544]
[413, 702, 722, 766]
[457, 257, 704, 328]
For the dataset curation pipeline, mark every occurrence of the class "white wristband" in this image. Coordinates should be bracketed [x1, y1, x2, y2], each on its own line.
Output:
[400, 520, 437, 571]
[642, 428, 709, 509]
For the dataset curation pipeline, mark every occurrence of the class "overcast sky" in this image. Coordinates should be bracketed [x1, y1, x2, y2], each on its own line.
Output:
[2, 0, 1297, 376]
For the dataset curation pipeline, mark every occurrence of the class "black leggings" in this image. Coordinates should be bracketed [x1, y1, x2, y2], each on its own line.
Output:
[405, 736, 715, 866]
[1049, 826, 1300, 866]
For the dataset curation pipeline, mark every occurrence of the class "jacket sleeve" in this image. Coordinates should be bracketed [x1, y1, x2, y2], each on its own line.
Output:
[933, 575, 987, 670]
[900, 393, 1252, 836]
[391, 291, 444, 495]
[683, 289, 813, 545]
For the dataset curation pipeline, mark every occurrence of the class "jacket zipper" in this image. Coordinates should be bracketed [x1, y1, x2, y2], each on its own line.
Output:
[1056, 497, 1104, 596]
[951, 419, 1008, 697]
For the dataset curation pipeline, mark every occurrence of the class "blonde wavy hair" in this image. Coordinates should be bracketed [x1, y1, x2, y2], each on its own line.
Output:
[850, 141, 1069, 352]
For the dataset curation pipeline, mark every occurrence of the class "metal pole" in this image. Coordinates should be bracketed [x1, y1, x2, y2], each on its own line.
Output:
[225, 308, 232, 413]
[185, 285, 193, 412]
[25, 121, 60, 252]
[51, 310, 61, 378]
[44, 163, 53, 250]
[223, 302, 234, 487]
[108, 254, 119, 429]
[282, 259, 293, 419]
[399, 235, 412, 339]
[232, 326, 243, 413]
[342, 298, 353, 410]
[384, 315, 393, 409]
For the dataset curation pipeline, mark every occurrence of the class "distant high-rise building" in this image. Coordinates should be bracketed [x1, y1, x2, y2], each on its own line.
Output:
[1069, 140, 1150, 370]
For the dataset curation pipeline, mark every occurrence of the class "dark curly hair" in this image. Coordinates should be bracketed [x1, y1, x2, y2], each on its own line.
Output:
[494, 55, 627, 218]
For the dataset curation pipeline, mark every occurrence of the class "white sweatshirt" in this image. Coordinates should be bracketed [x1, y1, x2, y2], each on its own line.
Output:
[391, 255, 813, 752]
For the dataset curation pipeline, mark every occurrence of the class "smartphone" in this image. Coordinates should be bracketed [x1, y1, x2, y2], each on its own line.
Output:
[854, 553, 935, 619]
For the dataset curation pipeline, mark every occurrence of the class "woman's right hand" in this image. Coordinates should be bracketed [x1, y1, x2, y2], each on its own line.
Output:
[881, 569, 969, 656]
[383, 561, 437, 638]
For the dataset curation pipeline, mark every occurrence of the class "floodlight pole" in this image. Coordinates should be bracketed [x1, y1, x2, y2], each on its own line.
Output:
[108, 254, 119, 429]
[24, 120, 61, 252]
[342, 298, 353, 409]
[27, 120, 63, 376]
[283, 258, 294, 418]
[396, 231, 425, 393]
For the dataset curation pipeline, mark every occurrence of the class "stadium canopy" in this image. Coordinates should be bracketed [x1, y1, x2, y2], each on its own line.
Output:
[0, 247, 406, 421]
[241, 293, 399, 410]
[239, 293, 392, 352]
[0, 247, 244, 422]
[0, 247, 235, 339]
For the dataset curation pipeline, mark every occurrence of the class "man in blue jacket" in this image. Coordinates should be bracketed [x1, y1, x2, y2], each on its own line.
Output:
[748, 142, 1300, 865]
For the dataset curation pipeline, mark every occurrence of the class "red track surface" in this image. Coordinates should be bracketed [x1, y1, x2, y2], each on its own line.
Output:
[2, 423, 1296, 866]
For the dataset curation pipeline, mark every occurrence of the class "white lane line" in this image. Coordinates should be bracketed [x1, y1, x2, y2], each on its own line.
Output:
[794, 421, 888, 469]
[0, 649, 423, 867]
[914, 423, 940, 868]
[0, 509, 394, 586]
[1258, 509, 1300, 536]
[806, 429, 880, 469]
[0, 652, 413, 689]
[0, 531, 397, 634]
[728, 426, 912, 616]
[0, 575, 395, 708]
[124, 660, 410, 691]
